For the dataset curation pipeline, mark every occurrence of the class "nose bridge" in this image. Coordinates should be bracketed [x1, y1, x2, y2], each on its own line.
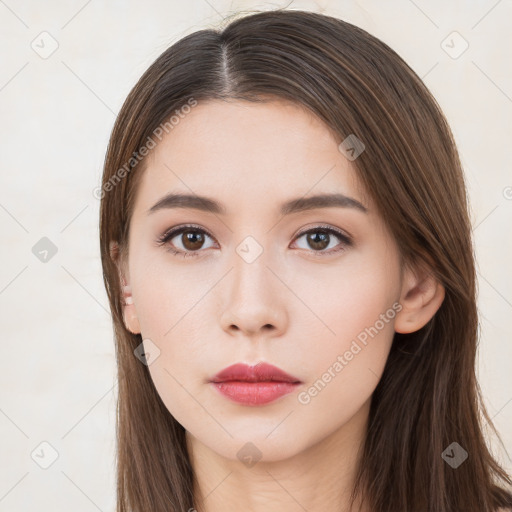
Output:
[229, 237, 274, 307]
[219, 235, 287, 336]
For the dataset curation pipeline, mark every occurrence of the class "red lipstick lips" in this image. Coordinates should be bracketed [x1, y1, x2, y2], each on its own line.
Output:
[210, 363, 302, 406]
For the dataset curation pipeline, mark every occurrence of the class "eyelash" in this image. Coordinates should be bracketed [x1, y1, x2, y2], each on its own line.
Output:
[155, 223, 352, 259]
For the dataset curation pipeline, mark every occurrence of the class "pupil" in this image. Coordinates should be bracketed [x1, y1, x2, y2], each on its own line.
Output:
[308, 232, 329, 250]
[183, 231, 204, 250]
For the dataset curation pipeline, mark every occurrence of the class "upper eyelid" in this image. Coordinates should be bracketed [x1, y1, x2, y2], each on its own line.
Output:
[295, 224, 350, 239]
[157, 224, 214, 242]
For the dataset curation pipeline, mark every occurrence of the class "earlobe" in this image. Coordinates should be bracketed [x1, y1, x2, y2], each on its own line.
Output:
[122, 284, 141, 335]
[110, 240, 141, 335]
[394, 266, 445, 334]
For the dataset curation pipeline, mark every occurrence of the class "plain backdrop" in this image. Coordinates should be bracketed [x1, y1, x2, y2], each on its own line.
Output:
[0, 1, 511, 510]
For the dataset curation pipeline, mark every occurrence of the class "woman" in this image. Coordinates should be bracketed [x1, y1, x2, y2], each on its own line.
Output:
[99, 9, 512, 512]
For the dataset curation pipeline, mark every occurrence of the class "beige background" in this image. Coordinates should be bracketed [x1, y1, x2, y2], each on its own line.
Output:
[0, 0, 511, 510]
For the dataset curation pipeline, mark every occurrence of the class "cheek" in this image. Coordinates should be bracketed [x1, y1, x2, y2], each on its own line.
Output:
[130, 256, 215, 388]
[130, 262, 211, 426]
[131, 254, 210, 339]
[289, 252, 399, 344]
[292, 256, 398, 413]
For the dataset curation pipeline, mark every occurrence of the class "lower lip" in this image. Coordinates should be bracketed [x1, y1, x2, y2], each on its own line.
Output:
[210, 381, 300, 405]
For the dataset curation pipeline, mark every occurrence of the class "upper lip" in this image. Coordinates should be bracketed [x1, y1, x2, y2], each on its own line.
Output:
[210, 362, 301, 383]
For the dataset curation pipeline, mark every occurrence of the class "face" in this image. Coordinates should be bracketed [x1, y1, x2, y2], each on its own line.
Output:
[121, 99, 405, 462]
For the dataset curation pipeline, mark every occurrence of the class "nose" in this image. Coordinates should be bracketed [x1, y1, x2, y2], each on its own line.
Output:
[219, 250, 288, 339]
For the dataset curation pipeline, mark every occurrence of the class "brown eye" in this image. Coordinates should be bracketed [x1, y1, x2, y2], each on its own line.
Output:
[305, 231, 330, 251]
[293, 226, 352, 254]
[180, 230, 206, 251]
[156, 225, 216, 258]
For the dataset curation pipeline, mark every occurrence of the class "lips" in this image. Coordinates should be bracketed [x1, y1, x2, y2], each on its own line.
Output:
[209, 362, 302, 406]
[210, 362, 301, 384]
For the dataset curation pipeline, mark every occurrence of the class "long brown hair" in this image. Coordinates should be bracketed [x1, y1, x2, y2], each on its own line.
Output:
[99, 8, 512, 511]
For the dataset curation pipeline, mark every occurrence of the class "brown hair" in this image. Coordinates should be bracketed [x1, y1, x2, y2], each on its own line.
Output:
[99, 8, 512, 512]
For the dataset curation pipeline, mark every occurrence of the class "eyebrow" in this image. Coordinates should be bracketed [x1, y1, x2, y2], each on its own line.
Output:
[147, 192, 368, 216]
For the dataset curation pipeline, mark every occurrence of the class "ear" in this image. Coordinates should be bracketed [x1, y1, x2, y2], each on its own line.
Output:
[110, 241, 141, 335]
[394, 263, 445, 334]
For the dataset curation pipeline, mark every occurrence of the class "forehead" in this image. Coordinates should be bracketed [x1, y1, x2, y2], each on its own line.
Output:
[133, 99, 368, 215]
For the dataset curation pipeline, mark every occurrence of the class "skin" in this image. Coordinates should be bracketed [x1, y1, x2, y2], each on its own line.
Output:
[115, 99, 445, 512]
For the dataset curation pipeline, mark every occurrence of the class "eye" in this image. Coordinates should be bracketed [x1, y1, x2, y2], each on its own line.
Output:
[291, 225, 352, 255]
[156, 225, 216, 258]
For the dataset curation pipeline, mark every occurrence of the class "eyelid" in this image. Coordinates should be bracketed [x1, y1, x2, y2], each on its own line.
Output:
[156, 223, 215, 245]
[293, 224, 352, 244]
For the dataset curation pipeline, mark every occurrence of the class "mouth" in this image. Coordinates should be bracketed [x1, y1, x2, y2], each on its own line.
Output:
[209, 362, 302, 406]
